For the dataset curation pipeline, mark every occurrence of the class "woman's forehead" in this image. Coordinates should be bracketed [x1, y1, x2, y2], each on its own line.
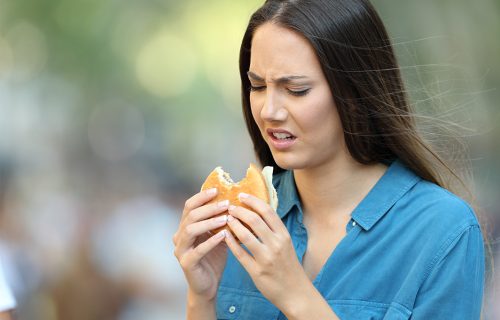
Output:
[250, 23, 322, 78]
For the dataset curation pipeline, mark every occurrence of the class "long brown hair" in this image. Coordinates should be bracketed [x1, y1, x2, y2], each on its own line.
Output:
[239, 0, 479, 209]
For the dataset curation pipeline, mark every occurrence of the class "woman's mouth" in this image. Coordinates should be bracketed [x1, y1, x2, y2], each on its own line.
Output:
[267, 129, 297, 150]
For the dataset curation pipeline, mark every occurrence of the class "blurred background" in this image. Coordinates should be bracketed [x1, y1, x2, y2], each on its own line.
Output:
[0, 0, 498, 319]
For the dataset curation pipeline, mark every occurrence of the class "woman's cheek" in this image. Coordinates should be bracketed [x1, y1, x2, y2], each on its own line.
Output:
[250, 97, 263, 124]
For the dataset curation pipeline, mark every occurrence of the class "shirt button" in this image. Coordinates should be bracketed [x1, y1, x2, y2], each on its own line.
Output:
[229, 306, 236, 313]
[352, 221, 357, 227]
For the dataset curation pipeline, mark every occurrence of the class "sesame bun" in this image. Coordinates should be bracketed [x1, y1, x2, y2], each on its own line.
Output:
[201, 163, 278, 238]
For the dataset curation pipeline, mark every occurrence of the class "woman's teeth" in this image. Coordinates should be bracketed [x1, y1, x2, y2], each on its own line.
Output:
[273, 132, 294, 140]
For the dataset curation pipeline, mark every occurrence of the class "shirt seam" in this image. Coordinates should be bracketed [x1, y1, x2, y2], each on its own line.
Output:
[388, 301, 412, 315]
[324, 299, 390, 308]
[420, 223, 479, 293]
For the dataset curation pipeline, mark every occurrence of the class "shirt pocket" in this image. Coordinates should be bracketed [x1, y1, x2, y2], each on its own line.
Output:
[328, 300, 412, 320]
[216, 286, 281, 320]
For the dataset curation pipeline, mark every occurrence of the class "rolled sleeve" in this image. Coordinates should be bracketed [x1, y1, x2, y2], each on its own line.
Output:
[412, 225, 485, 319]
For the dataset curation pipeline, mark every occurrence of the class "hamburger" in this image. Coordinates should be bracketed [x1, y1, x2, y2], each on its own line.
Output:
[201, 163, 278, 238]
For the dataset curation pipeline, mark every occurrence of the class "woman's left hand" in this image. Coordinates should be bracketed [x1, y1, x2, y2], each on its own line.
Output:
[224, 192, 308, 308]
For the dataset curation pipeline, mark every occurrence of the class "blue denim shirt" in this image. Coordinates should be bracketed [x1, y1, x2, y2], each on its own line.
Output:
[216, 159, 485, 319]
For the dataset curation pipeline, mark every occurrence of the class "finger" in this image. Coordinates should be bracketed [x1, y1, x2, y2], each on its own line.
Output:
[238, 193, 285, 233]
[182, 188, 218, 218]
[184, 200, 230, 226]
[228, 205, 274, 244]
[224, 227, 255, 273]
[181, 230, 227, 268]
[226, 215, 264, 257]
[176, 201, 230, 258]
[174, 200, 228, 250]
[177, 214, 229, 253]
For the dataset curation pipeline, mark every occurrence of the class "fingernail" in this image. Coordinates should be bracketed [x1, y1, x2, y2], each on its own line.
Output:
[207, 188, 217, 196]
[228, 205, 236, 212]
[218, 200, 229, 207]
[216, 230, 226, 239]
[217, 215, 228, 223]
[227, 215, 234, 222]
[238, 192, 249, 200]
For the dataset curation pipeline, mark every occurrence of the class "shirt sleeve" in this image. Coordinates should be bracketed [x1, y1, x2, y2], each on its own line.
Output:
[411, 225, 485, 319]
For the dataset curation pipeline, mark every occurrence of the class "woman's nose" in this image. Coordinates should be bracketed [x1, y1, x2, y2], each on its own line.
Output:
[260, 90, 287, 122]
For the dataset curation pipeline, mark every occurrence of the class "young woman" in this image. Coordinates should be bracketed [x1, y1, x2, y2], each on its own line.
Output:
[173, 0, 485, 319]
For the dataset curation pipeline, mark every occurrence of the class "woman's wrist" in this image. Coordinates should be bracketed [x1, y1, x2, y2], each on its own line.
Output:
[186, 290, 216, 320]
[280, 278, 339, 320]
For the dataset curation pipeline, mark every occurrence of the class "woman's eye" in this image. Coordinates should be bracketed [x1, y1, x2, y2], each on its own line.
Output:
[288, 88, 311, 96]
[249, 85, 310, 96]
[249, 85, 266, 92]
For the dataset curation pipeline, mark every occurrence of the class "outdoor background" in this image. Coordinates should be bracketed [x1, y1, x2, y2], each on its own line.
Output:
[0, 0, 499, 319]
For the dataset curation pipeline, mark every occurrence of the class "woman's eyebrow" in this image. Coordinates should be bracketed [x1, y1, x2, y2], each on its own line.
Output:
[247, 71, 309, 84]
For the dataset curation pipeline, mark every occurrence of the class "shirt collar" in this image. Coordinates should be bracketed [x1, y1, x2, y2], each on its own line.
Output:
[351, 159, 421, 230]
[274, 169, 301, 219]
[274, 159, 421, 230]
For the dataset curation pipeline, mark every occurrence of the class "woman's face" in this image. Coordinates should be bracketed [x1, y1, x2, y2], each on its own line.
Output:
[249, 23, 346, 170]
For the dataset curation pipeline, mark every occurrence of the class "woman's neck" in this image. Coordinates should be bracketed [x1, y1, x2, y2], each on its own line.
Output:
[293, 156, 388, 222]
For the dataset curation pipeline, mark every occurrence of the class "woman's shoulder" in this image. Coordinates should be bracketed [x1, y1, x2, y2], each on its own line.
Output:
[402, 178, 480, 230]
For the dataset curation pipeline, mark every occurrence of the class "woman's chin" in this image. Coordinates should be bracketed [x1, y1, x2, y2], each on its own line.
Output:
[272, 155, 304, 171]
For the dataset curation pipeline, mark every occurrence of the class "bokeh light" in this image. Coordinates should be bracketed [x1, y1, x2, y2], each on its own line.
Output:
[5, 21, 47, 82]
[183, 1, 256, 112]
[135, 31, 197, 98]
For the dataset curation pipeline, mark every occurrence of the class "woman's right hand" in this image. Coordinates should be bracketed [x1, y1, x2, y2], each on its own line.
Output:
[173, 188, 230, 302]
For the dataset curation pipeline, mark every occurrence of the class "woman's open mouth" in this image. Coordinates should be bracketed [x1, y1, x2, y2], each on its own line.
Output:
[267, 129, 297, 150]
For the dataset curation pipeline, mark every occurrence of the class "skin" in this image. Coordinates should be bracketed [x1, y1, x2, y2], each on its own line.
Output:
[0, 311, 13, 320]
[174, 22, 388, 320]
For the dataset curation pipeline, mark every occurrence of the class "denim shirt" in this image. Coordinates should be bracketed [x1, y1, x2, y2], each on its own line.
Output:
[216, 159, 485, 319]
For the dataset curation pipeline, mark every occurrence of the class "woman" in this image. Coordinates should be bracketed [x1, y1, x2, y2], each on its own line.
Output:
[173, 0, 485, 319]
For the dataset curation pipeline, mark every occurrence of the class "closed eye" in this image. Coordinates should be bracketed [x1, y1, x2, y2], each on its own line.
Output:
[288, 88, 311, 97]
[249, 85, 311, 97]
[249, 84, 266, 92]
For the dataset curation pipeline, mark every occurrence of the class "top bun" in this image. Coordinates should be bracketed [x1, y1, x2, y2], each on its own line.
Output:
[201, 163, 278, 237]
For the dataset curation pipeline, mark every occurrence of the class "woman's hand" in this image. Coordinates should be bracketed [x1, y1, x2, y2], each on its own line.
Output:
[224, 193, 308, 309]
[173, 188, 230, 302]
